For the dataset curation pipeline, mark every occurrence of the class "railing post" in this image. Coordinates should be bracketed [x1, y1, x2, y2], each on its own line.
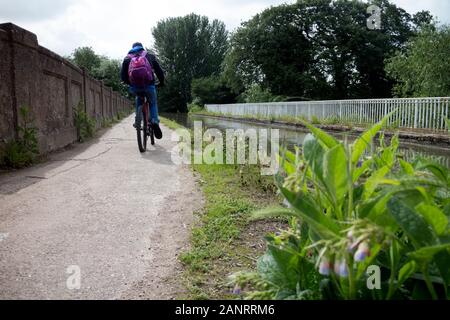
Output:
[414, 99, 418, 129]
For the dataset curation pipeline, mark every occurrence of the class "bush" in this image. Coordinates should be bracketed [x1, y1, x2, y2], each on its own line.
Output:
[1, 106, 39, 169]
[239, 84, 286, 103]
[311, 115, 320, 124]
[386, 26, 450, 97]
[191, 76, 237, 106]
[73, 102, 95, 142]
[188, 100, 204, 113]
[232, 115, 450, 300]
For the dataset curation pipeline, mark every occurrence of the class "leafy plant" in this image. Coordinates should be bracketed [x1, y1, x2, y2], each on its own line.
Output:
[2, 106, 39, 169]
[311, 115, 320, 125]
[232, 115, 450, 300]
[73, 102, 95, 142]
[188, 102, 204, 114]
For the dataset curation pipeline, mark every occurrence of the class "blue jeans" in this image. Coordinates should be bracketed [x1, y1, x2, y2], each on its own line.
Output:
[129, 85, 159, 124]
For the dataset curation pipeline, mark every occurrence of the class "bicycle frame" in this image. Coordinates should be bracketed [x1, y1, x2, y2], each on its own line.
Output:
[136, 94, 154, 152]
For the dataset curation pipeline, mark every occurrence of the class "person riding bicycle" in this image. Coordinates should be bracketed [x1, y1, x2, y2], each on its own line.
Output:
[120, 42, 165, 139]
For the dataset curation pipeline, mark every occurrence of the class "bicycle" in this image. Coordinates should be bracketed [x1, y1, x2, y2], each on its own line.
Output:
[136, 93, 155, 153]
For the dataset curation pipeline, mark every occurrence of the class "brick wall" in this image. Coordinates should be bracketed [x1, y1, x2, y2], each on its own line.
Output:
[0, 23, 133, 154]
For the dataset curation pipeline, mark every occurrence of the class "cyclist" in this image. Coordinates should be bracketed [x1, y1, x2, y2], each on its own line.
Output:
[120, 42, 165, 139]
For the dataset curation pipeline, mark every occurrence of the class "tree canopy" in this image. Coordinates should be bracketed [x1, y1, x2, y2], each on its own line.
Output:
[152, 13, 228, 112]
[69, 47, 127, 96]
[386, 25, 450, 97]
[222, 0, 434, 101]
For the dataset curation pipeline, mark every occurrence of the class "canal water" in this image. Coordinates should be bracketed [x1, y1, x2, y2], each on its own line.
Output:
[163, 113, 450, 167]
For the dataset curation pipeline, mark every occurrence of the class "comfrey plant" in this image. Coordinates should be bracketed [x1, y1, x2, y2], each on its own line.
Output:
[231, 115, 450, 300]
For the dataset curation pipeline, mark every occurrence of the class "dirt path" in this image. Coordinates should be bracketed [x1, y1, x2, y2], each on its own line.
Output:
[0, 116, 202, 300]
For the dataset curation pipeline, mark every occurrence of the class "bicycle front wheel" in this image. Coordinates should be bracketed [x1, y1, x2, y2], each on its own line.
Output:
[137, 113, 148, 153]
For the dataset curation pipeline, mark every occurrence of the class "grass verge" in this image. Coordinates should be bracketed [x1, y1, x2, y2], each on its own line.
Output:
[160, 116, 283, 299]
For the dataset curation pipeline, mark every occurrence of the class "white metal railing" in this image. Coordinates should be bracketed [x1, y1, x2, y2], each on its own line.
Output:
[206, 97, 450, 132]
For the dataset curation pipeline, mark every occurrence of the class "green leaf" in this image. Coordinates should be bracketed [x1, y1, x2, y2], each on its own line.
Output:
[376, 135, 399, 169]
[444, 203, 450, 218]
[399, 159, 415, 176]
[300, 120, 339, 149]
[363, 193, 397, 229]
[303, 134, 325, 182]
[387, 197, 438, 248]
[362, 165, 390, 200]
[251, 206, 296, 221]
[408, 243, 450, 262]
[351, 113, 392, 165]
[416, 161, 449, 185]
[434, 251, 450, 288]
[322, 144, 348, 204]
[398, 261, 417, 287]
[283, 148, 297, 164]
[353, 158, 373, 182]
[257, 245, 298, 291]
[281, 156, 296, 175]
[277, 183, 340, 239]
[415, 203, 449, 236]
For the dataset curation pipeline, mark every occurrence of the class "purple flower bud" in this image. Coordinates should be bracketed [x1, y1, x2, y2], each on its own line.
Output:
[347, 243, 355, 253]
[354, 242, 370, 262]
[357, 160, 363, 168]
[232, 285, 242, 295]
[319, 258, 331, 276]
[349, 240, 361, 252]
[334, 259, 348, 278]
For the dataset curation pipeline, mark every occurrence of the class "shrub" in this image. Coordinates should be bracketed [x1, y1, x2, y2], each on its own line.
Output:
[232, 115, 450, 300]
[73, 102, 95, 142]
[311, 115, 320, 124]
[188, 101, 204, 114]
[191, 76, 237, 106]
[239, 84, 285, 103]
[1, 106, 39, 169]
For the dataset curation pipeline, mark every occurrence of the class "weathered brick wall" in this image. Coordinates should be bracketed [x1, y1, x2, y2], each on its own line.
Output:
[0, 23, 132, 154]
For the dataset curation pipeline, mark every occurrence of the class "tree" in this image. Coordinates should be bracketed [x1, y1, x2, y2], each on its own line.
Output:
[93, 57, 128, 96]
[69, 47, 127, 96]
[71, 47, 101, 76]
[152, 14, 228, 112]
[223, 0, 432, 101]
[386, 25, 450, 97]
[191, 76, 236, 106]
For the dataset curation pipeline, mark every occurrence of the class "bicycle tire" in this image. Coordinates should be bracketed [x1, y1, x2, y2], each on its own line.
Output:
[137, 104, 149, 153]
[137, 124, 146, 153]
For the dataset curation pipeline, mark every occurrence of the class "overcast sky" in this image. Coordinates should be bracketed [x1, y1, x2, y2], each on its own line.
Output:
[0, 0, 448, 59]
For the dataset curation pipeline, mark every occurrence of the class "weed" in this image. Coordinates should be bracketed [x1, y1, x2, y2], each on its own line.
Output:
[73, 102, 95, 142]
[1, 106, 39, 169]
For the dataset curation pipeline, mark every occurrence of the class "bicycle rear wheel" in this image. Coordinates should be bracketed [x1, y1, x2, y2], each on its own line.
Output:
[137, 111, 148, 153]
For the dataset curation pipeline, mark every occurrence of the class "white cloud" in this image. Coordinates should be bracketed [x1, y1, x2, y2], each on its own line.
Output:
[390, 0, 450, 24]
[0, 0, 76, 22]
[0, 0, 448, 59]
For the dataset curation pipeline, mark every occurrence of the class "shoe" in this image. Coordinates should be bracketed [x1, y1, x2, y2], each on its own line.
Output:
[133, 122, 141, 130]
[152, 123, 163, 139]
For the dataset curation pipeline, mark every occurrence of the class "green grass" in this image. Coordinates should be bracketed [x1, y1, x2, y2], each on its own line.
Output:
[160, 116, 281, 299]
[160, 117, 183, 130]
[183, 163, 279, 299]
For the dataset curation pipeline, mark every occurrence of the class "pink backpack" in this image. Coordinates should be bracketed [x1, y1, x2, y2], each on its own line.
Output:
[128, 50, 154, 87]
